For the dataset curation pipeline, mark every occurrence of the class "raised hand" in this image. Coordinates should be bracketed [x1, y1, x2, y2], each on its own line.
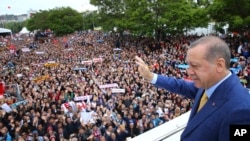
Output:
[135, 56, 154, 82]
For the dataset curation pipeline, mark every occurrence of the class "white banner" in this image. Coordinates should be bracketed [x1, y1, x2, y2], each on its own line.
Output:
[17, 74, 23, 77]
[111, 88, 125, 93]
[35, 51, 45, 54]
[10, 49, 15, 54]
[80, 111, 94, 124]
[74, 67, 87, 71]
[74, 95, 93, 101]
[93, 58, 103, 63]
[31, 63, 44, 66]
[47, 61, 56, 63]
[1, 103, 12, 112]
[21, 48, 30, 52]
[82, 60, 93, 65]
[99, 83, 118, 89]
[64, 48, 73, 51]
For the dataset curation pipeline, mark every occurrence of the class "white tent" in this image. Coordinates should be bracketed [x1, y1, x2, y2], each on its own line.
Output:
[19, 27, 30, 34]
[0, 28, 12, 34]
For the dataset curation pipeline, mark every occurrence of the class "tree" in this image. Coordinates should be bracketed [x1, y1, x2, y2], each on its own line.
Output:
[26, 10, 50, 31]
[4, 21, 25, 33]
[91, 0, 128, 32]
[91, 0, 209, 40]
[27, 7, 83, 36]
[82, 11, 100, 31]
[208, 0, 250, 33]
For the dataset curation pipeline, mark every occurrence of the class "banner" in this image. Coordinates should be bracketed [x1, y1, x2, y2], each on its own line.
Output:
[10, 100, 28, 109]
[94, 27, 102, 31]
[111, 88, 125, 93]
[21, 47, 31, 52]
[31, 63, 44, 66]
[64, 48, 73, 51]
[17, 74, 22, 77]
[99, 83, 118, 89]
[35, 51, 45, 54]
[44, 62, 59, 67]
[1, 103, 12, 112]
[82, 60, 93, 65]
[93, 58, 103, 63]
[73, 67, 87, 71]
[74, 95, 93, 101]
[32, 75, 50, 83]
[47, 61, 56, 63]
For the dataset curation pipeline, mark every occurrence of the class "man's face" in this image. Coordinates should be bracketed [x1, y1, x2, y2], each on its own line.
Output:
[186, 45, 217, 89]
[0, 127, 8, 134]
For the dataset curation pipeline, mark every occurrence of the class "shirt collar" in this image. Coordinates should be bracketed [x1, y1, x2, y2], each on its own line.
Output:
[206, 71, 232, 98]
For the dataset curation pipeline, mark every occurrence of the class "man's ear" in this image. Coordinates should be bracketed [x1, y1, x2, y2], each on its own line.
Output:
[215, 58, 226, 72]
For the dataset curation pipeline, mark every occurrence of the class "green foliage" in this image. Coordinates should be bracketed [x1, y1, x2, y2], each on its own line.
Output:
[27, 10, 50, 31]
[27, 7, 83, 36]
[230, 16, 243, 29]
[91, 0, 209, 40]
[25, 0, 250, 37]
[208, 0, 250, 33]
[244, 16, 250, 27]
[3, 21, 25, 33]
[82, 11, 101, 30]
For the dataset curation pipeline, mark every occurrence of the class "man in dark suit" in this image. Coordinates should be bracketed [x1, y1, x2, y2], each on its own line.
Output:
[135, 36, 250, 141]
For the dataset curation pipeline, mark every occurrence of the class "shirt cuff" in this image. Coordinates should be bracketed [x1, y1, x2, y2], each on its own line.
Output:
[151, 73, 158, 84]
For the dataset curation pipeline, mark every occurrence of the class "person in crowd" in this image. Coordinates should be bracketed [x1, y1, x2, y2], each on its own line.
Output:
[1, 31, 250, 141]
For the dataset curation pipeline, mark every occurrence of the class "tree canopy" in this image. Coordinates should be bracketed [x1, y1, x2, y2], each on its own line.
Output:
[27, 7, 83, 36]
[3, 21, 25, 33]
[207, 0, 250, 33]
[23, 0, 250, 39]
[90, 0, 209, 39]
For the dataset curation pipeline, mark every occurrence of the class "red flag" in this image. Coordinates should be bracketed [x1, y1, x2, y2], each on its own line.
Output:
[0, 82, 5, 96]
[64, 103, 70, 109]
[9, 44, 16, 50]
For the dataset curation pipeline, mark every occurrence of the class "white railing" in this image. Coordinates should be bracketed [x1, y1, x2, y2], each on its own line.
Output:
[130, 111, 191, 141]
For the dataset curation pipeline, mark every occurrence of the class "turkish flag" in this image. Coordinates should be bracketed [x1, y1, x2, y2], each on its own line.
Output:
[9, 44, 16, 50]
[0, 82, 5, 97]
[64, 103, 70, 109]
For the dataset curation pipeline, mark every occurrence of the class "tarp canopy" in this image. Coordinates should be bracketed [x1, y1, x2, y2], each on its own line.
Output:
[19, 27, 30, 34]
[0, 28, 12, 34]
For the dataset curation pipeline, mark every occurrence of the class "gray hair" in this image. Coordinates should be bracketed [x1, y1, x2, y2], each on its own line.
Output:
[189, 36, 231, 69]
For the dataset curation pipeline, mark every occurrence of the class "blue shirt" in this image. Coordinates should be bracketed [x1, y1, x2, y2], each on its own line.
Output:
[206, 72, 232, 98]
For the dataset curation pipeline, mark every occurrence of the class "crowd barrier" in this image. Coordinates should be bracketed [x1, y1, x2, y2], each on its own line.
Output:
[131, 111, 191, 141]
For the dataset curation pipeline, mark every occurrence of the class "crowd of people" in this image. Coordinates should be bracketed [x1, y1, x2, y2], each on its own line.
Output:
[0, 30, 249, 141]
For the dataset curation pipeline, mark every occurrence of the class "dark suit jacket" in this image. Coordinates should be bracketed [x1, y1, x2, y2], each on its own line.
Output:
[155, 73, 250, 141]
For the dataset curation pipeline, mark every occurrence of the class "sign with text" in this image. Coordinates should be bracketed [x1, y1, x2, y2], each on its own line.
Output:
[99, 83, 118, 89]
[111, 88, 125, 93]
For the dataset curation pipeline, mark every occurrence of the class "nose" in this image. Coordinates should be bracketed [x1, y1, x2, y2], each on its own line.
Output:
[186, 67, 194, 75]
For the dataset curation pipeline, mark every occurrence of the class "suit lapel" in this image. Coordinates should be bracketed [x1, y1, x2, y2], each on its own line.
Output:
[181, 74, 235, 138]
[188, 89, 204, 121]
[180, 73, 242, 139]
[182, 94, 228, 137]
